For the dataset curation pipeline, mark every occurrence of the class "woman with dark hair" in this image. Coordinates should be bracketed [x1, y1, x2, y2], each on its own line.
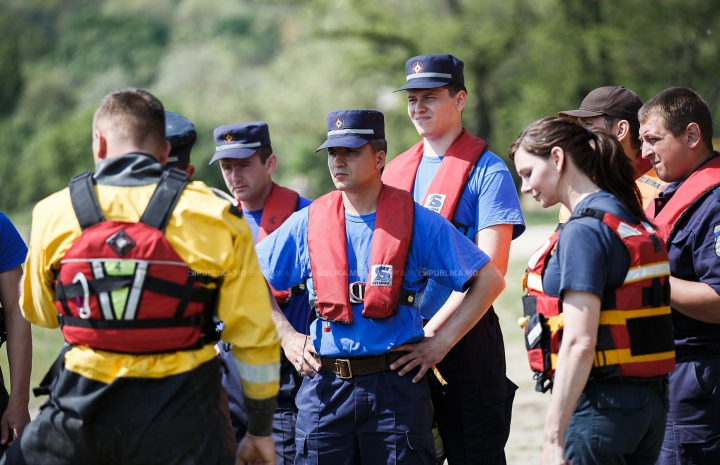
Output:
[510, 117, 675, 465]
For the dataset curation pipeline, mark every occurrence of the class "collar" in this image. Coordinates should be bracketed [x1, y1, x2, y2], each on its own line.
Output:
[94, 153, 164, 187]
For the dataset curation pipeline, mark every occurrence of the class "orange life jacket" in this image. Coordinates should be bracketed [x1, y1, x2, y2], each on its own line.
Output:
[382, 129, 487, 225]
[307, 185, 415, 323]
[255, 183, 303, 304]
[521, 208, 675, 392]
[645, 156, 720, 243]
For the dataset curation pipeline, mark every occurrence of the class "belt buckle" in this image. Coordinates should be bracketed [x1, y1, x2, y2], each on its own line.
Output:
[334, 358, 353, 379]
[349, 281, 365, 304]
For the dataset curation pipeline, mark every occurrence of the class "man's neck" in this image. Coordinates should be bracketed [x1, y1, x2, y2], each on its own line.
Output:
[341, 180, 382, 216]
[240, 180, 274, 212]
[422, 125, 464, 158]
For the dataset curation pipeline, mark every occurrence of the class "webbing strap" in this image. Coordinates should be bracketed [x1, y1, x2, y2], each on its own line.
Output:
[139, 169, 189, 232]
[69, 172, 105, 230]
[58, 314, 202, 329]
[57, 275, 217, 304]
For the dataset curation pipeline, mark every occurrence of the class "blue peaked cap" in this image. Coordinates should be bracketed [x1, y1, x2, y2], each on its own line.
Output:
[315, 110, 385, 153]
[209, 122, 271, 164]
[395, 54, 464, 92]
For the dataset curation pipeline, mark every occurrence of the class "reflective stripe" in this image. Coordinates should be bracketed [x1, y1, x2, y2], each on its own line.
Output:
[526, 273, 543, 292]
[91, 261, 115, 320]
[406, 72, 452, 80]
[234, 359, 280, 384]
[215, 142, 261, 152]
[61, 258, 186, 267]
[616, 222, 642, 238]
[528, 239, 552, 269]
[638, 176, 664, 190]
[598, 306, 671, 326]
[124, 261, 149, 320]
[327, 129, 375, 136]
[594, 349, 675, 367]
[167, 156, 179, 163]
[623, 262, 670, 283]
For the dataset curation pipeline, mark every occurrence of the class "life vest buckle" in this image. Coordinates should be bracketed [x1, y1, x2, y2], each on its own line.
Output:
[349, 281, 366, 304]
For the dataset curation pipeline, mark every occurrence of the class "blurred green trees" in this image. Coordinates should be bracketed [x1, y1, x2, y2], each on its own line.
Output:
[1, 0, 719, 213]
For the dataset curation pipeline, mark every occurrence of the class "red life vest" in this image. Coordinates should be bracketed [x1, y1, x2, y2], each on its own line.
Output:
[307, 185, 414, 323]
[254, 183, 302, 304]
[382, 128, 487, 222]
[520, 208, 675, 392]
[54, 170, 219, 354]
[645, 155, 720, 243]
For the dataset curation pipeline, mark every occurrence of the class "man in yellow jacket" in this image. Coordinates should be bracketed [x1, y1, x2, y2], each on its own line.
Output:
[2, 88, 280, 465]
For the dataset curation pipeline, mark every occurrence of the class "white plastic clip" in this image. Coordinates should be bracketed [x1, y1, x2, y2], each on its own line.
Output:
[72, 273, 92, 319]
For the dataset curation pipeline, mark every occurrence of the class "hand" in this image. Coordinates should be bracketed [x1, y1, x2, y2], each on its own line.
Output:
[281, 331, 319, 377]
[0, 396, 30, 446]
[542, 439, 570, 465]
[389, 337, 452, 383]
[236, 433, 276, 464]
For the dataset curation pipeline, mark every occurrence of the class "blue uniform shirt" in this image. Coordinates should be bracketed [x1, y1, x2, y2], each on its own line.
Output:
[412, 150, 525, 317]
[542, 191, 633, 299]
[245, 196, 313, 334]
[255, 202, 490, 357]
[0, 213, 28, 273]
[655, 153, 720, 355]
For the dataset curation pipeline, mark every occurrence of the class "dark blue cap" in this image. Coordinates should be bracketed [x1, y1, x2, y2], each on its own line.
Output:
[164, 110, 196, 169]
[315, 110, 385, 153]
[209, 121, 271, 164]
[395, 54, 464, 92]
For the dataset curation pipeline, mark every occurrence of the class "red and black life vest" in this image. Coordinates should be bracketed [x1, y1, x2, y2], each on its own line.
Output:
[54, 170, 220, 354]
[520, 208, 675, 392]
[254, 183, 305, 304]
[307, 185, 419, 323]
[646, 155, 720, 243]
[383, 129, 487, 230]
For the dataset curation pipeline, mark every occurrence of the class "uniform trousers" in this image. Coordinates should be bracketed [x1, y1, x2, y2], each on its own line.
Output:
[294, 363, 435, 464]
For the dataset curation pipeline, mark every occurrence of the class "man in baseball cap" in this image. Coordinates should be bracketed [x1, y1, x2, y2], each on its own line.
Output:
[558, 86, 665, 221]
[210, 121, 312, 465]
[254, 108, 506, 464]
[384, 54, 525, 465]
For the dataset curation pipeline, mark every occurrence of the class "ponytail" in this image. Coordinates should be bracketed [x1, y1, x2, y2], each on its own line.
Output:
[509, 116, 651, 225]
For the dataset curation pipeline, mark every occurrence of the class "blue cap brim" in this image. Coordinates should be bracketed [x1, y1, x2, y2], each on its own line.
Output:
[209, 147, 257, 164]
[315, 135, 372, 153]
[394, 80, 452, 92]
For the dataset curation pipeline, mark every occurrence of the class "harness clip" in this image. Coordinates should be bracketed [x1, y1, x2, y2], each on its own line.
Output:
[72, 273, 92, 319]
[349, 281, 365, 304]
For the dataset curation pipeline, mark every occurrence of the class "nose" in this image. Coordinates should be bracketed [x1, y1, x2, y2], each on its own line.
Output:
[520, 180, 531, 195]
[641, 145, 652, 159]
[230, 166, 244, 183]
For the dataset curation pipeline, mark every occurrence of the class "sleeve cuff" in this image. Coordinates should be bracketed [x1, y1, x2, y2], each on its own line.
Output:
[244, 395, 277, 436]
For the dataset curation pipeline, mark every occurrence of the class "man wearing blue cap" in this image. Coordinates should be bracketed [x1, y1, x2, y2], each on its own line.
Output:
[253, 109, 507, 464]
[383, 54, 525, 465]
[164, 110, 197, 177]
[210, 121, 312, 465]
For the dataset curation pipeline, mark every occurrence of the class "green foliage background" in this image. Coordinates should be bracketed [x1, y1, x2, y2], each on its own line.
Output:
[1, 0, 720, 213]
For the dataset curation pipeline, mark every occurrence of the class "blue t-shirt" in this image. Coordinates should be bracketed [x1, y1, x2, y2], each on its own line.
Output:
[542, 191, 634, 299]
[0, 213, 27, 274]
[656, 153, 720, 354]
[412, 150, 525, 317]
[255, 202, 490, 357]
[245, 195, 313, 334]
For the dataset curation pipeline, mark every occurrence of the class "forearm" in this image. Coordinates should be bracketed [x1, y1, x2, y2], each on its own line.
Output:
[243, 395, 277, 436]
[423, 290, 465, 336]
[669, 277, 720, 324]
[5, 311, 31, 404]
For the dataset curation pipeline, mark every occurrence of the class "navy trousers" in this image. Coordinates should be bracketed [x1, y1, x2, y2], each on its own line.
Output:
[565, 378, 668, 465]
[656, 358, 720, 465]
[294, 365, 435, 465]
[430, 307, 517, 465]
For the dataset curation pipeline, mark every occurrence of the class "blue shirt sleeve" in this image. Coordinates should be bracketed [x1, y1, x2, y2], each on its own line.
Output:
[0, 213, 27, 274]
[254, 208, 310, 290]
[685, 194, 720, 296]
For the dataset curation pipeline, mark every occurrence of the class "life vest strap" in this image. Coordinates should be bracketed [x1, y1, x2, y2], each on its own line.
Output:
[139, 169, 190, 232]
[57, 313, 204, 329]
[69, 172, 106, 230]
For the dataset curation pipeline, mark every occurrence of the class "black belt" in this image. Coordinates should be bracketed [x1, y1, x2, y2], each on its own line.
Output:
[314, 352, 407, 379]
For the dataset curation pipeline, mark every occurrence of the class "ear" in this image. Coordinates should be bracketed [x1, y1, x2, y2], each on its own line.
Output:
[615, 120, 630, 143]
[157, 140, 171, 166]
[376, 150, 387, 170]
[686, 122, 702, 149]
[265, 153, 278, 176]
[550, 146, 565, 173]
[184, 165, 196, 180]
[92, 130, 107, 163]
[455, 90, 467, 112]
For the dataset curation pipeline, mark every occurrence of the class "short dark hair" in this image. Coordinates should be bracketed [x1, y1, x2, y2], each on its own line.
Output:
[603, 114, 641, 151]
[444, 82, 467, 97]
[256, 145, 273, 164]
[639, 87, 714, 151]
[368, 138, 387, 154]
[93, 88, 165, 148]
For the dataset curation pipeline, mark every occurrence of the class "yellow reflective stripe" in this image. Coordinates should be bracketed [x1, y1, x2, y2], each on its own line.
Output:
[623, 261, 670, 284]
[598, 306, 671, 325]
[526, 273, 543, 292]
[593, 349, 675, 367]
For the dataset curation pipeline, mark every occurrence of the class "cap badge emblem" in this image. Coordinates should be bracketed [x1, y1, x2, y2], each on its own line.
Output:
[332, 116, 345, 130]
[223, 133, 235, 143]
[412, 61, 424, 74]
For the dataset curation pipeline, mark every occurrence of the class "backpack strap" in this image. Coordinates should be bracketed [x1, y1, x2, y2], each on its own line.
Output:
[69, 172, 105, 230]
[139, 169, 189, 232]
